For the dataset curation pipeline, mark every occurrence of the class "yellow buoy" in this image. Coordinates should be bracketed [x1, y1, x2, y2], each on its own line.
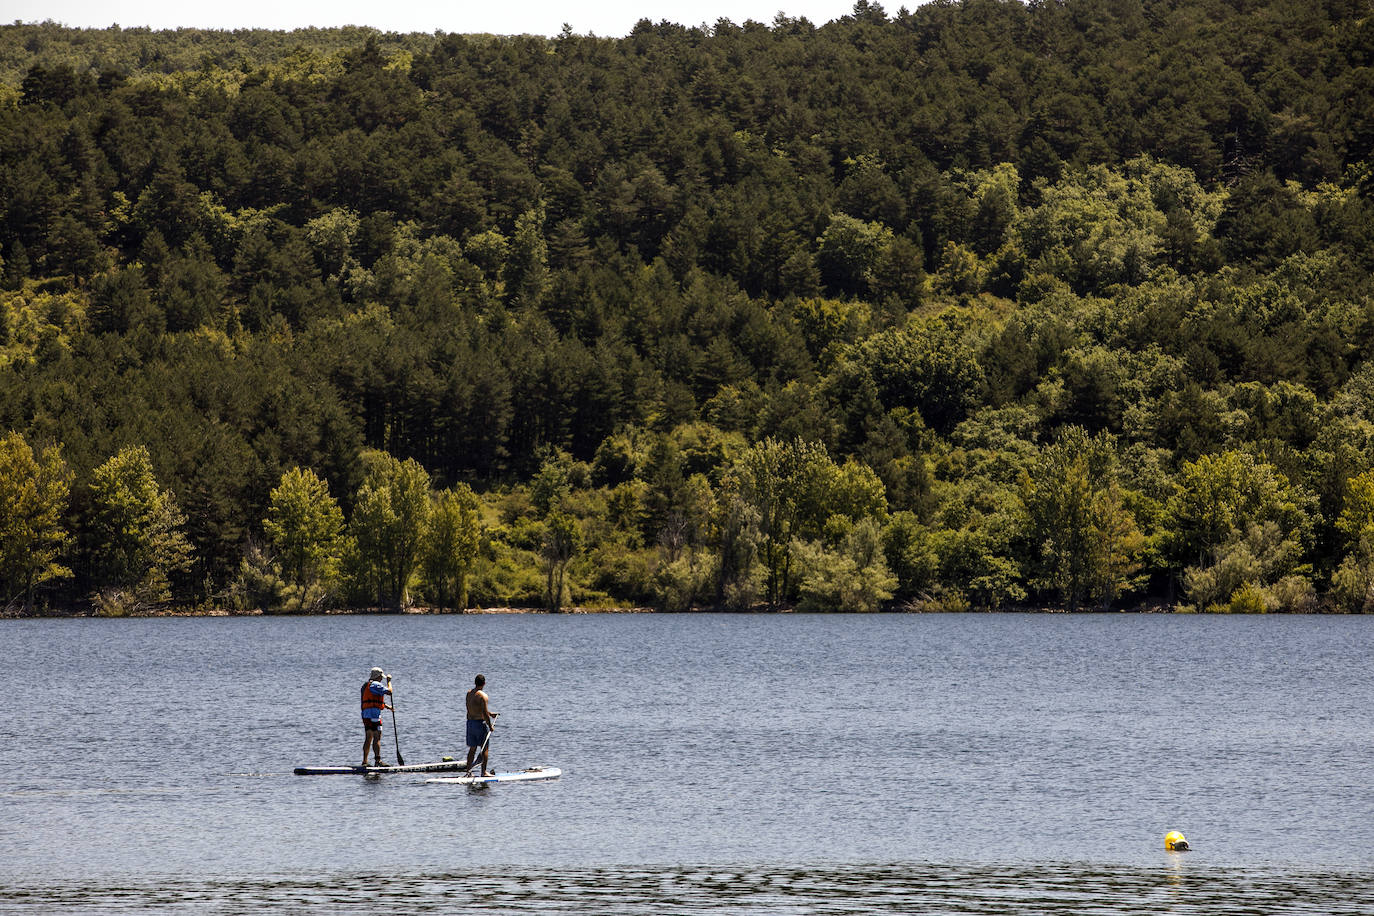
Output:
[1165, 830, 1190, 851]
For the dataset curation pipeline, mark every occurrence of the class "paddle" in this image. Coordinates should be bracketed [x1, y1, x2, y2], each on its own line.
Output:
[390, 681, 405, 766]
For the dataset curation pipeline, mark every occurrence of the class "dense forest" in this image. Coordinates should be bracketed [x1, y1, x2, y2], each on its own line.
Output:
[2, 0, 1373, 616]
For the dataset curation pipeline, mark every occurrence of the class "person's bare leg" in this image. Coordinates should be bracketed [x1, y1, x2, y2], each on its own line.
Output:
[364, 729, 384, 766]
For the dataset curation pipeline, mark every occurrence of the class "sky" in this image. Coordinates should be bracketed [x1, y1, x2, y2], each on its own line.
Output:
[8, 0, 871, 38]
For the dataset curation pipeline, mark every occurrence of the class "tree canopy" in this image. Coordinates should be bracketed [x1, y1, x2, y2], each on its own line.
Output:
[1, 0, 1372, 613]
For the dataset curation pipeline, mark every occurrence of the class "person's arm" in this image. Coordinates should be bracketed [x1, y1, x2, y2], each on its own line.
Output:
[372, 677, 393, 709]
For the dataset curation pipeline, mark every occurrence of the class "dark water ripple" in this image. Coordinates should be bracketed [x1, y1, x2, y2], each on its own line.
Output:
[5, 864, 1374, 914]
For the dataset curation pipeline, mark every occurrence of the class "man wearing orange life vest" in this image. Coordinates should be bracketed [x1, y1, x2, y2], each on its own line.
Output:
[361, 667, 393, 767]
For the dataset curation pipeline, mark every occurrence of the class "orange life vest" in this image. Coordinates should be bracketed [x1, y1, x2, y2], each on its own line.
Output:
[361, 680, 387, 713]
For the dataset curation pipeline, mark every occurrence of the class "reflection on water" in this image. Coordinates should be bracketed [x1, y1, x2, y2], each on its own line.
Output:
[8, 867, 1374, 916]
[6, 864, 1374, 914]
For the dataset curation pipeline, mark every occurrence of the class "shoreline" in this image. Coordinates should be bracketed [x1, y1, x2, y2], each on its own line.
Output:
[6, 602, 1361, 619]
[1, 604, 660, 619]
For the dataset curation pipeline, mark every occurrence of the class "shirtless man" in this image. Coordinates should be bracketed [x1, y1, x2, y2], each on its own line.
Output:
[464, 674, 499, 776]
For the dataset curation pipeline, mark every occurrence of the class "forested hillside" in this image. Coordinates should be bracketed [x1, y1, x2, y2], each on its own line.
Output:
[2, 0, 1373, 615]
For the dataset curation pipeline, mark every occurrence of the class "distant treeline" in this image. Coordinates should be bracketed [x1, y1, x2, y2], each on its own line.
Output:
[2, 0, 1374, 616]
[0, 23, 440, 90]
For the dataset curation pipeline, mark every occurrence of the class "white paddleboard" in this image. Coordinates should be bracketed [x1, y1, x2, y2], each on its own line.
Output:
[426, 766, 561, 786]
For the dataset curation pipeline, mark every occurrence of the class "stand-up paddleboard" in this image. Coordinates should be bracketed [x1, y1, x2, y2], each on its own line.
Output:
[426, 766, 561, 786]
[294, 759, 470, 776]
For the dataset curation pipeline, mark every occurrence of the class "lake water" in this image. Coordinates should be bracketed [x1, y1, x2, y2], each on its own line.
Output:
[4, 612, 1373, 913]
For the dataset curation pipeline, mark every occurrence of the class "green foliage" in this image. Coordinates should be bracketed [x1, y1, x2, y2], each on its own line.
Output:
[651, 551, 714, 613]
[928, 525, 1024, 611]
[1163, 450, 1314, 573]
[2, 4, 1374, 613]
[1331, 551, 1374, 614]
[882, 511, 938, 604]
[645, 467, 716, 611]
[795, 518, 896, 612]
[1336, 470, 1374, 546]
[711, 475, 762, 609]
[227, 540, 336, 615]
[1183, 522, 1312, 613]
[421, 484, 482, 612]
[263, 467, 345, 604]
[0, 431, 71, 611]
[1015, 157, 1225, 294]
[529, 450, 574, 517]
[840, 318, 984, 435]
[0, 24, 429, 88]
[728, 437, 890, 606]
[540, 511, 581, 612]
[1329, 469, 1374, 612]
[347, 450, 431, 610]
[0, 284, 86, 368]
[504, 206, 549, 310]
[469, 526, 544, 608]
[86, 445, 193, 610]
[1020, 428, 1145, 610]
[817, 213, 893, 298]
[791, 297, 873, 369]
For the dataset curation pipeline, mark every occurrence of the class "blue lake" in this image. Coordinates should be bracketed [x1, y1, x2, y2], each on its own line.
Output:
[4, 612, 1373, 912]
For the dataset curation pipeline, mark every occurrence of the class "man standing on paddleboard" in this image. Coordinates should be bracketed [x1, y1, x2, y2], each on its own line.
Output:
[362, 667, 393, 767]
[465, 674, 499, 776]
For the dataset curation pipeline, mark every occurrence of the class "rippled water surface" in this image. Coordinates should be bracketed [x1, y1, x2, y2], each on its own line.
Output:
[5, 613, 1373, 912]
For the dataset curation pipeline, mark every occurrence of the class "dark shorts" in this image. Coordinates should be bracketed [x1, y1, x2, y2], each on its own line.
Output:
[466, 719, 489, 748]
[363, 717, 382, 733]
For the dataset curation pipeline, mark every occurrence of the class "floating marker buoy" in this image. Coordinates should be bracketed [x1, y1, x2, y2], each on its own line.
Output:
[1165, 830, 1190, 851]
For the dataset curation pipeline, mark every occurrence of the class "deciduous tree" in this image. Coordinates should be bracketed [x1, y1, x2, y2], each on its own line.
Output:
[87, 445, 193, 611]
[1020, 427, 1144, 611]
[0, 432, 71, 612]
[349, 450, 431, 611]
[263, 466, 345, 601]
[422, 484, 482, 612]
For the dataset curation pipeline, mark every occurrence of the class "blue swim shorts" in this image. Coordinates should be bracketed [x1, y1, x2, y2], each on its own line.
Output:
[466, 719, 490, 748]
